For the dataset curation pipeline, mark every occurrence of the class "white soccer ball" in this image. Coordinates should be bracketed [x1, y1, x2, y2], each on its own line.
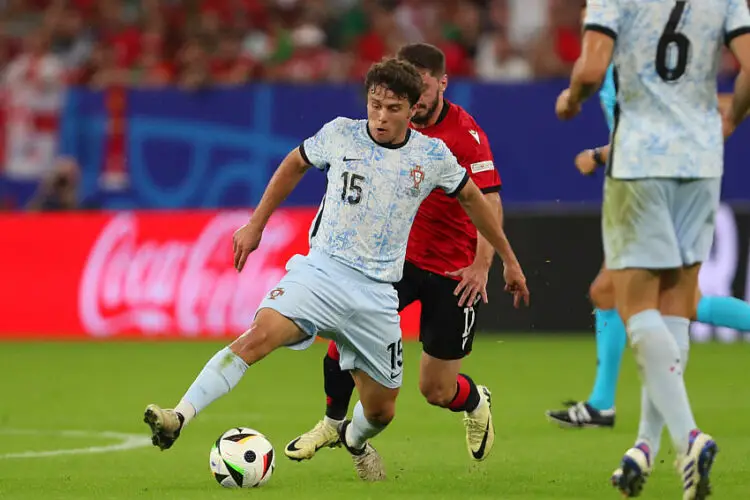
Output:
[209, 427, 275, 488]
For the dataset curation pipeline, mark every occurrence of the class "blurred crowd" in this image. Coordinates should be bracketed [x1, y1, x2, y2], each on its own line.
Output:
[1, 0, 741, 90]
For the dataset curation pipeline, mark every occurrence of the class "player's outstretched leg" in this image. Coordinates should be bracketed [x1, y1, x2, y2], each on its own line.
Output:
[144, 308, 307, 450]
[285, 341, 354, 460]
[547, 268, 623, 428]
[695, 294, 750, 332]
[337, 369, 396, 481]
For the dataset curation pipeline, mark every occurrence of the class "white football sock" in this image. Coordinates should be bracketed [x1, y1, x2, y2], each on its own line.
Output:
[324, 416, 344, 428]
[345, 401, 387, 451]
[636, 387, 663, 459]
[174, 400, 197, 426]
[628, 310, 696, 456]
[178, 347, 248, 425]
[637, 315, 692, 458]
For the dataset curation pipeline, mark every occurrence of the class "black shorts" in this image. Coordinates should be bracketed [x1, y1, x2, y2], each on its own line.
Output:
[395, 261, 479, 360]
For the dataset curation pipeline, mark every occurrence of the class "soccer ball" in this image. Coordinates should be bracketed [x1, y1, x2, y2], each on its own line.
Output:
[209, 427, 275, 488]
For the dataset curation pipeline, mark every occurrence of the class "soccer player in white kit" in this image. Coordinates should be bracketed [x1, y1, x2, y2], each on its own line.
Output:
[142, 58, 528, 482]
[557, 1, 750, 498]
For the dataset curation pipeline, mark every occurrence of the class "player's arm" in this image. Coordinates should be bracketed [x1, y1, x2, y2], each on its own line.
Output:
[233, 148, 311, 270]
[726, 68, 750, 134]
[455, 181, 529, 307]
[446, 127, 505, 306]
[568, 32, 614, 106]
[456, 182, 514, 267]
[234, 118, 339, 271]
[246, 148, 311, 229]
[729, 71, 750, 126]
[724, 0, 750, 132]
[450, 192, 502, 307]
[558, 0, 618, 119]
[474, 193, 502, 270]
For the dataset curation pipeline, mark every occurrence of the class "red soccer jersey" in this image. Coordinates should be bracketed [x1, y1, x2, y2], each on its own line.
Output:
[406, 100, 502, 278]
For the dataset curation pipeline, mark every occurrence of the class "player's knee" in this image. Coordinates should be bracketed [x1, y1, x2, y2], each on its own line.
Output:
[590, 272, 615, 310]
[362, 400, 395, 426]
[419, 379, 455, 408]
[229, 324, 272, 365]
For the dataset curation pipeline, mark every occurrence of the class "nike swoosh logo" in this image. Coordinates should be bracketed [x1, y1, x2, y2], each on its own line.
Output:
[286, 438, 302, 452]
[286, 436, 339, 454]
[471, 418, 491, 459]
[390, 371, 402, 379]
[343, 157, 362, 162]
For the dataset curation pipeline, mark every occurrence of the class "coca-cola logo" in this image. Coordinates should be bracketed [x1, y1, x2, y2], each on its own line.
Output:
[79, 212, 297, 337]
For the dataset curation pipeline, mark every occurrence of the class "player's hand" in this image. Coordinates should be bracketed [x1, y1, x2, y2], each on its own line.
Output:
[446, 262, 490, 308]
[575, 149, 598, 175]
[556, 88, 581, 121]
[721, 109, 738, 140]
[233, 223, 263, 272]
[502, 263, 530, 309]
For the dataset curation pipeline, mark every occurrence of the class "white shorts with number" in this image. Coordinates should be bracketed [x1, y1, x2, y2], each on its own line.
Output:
[257, 250, 403, 389]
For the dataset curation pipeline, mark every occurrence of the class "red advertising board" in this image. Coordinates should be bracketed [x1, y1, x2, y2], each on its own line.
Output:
[0, 210, 420, 339]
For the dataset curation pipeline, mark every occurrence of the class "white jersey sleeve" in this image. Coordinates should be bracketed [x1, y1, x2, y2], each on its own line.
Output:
[725, 0, 750, 43]
[435, 140, 470, 197]
[584, 0, 621, 38]
[300, 117, 346, 171]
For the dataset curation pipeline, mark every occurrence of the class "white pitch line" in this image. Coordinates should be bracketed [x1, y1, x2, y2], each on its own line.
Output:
[0, 429, 151, 459]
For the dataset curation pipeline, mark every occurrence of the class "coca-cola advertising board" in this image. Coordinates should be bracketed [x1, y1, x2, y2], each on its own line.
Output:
[0, 210, 421, 339]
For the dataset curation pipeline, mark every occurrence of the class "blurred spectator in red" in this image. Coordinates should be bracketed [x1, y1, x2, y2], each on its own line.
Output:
[0, 0, 738, 87]
[350, 1, 406, 79]
[85, 43, 127, 89]
[99, 0, 142, 70]
[130, 27, 172, 88]
[419, 4, 470, 77]
[528, 0, 583, 78]
[197, 4, 223, 50]
[4, 28, 66, 180]
[211, 31, 255, 85]
[177, 37, 212, 90]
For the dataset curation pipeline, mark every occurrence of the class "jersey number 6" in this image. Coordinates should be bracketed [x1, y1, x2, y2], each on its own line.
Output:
[656, 0, 691, 82]
[341, 172, 365, 204]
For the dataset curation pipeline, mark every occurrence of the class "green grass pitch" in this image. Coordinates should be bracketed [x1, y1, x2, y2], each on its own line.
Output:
[1, 335, 749, 499]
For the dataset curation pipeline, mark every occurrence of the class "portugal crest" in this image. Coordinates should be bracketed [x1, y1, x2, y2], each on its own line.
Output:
[409, 165, 425, 197]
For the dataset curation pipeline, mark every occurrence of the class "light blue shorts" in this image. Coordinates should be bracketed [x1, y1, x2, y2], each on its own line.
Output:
[256, 250, 402, 389]
[602, 177, 721, 270]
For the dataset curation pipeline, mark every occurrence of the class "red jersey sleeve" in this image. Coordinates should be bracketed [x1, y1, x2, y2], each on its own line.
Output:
[462, 124, 502, 194]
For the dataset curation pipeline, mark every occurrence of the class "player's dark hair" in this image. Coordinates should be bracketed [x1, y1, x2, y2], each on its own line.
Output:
[396, 43, 446, 77]
[364, 57, 424, 107]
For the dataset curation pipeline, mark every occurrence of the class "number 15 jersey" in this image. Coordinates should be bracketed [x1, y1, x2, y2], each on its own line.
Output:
[299, 117, 469, 283]
[585, 0, 750, 179]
